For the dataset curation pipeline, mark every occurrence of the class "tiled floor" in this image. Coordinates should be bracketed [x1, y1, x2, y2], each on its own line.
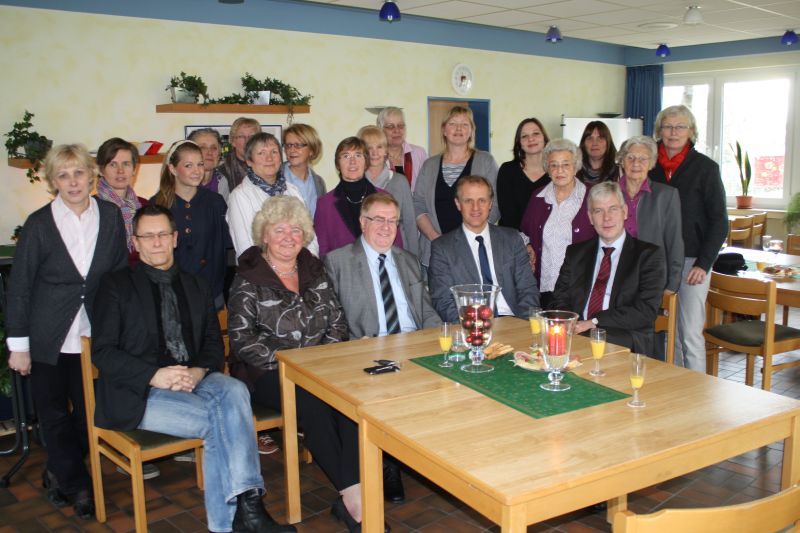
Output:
[1, 345, 799, 532]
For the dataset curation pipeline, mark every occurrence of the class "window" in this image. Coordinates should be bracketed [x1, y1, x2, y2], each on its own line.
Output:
[663, 68, 796, 208]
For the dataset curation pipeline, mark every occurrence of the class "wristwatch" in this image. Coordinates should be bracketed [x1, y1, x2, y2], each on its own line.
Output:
[591, 317, 599, 326]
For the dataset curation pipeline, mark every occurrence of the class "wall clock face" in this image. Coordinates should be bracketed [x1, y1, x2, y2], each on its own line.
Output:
[451, 64, 474, 95]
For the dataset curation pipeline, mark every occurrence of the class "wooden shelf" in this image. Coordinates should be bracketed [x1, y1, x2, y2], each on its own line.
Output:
[9, 154, 164, 169]
[155, 103, 310, 114]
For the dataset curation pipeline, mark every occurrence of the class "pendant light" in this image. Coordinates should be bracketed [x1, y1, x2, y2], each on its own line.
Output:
[545, 26, 562, 43]
[656, 44, 671, 58]
[379, 0, 401, 22]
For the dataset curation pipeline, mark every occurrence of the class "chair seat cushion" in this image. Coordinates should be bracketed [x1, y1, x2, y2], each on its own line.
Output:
[122, 429, 197, 451]
[251, 403, 280, 422]
[705, 320, 800, 347]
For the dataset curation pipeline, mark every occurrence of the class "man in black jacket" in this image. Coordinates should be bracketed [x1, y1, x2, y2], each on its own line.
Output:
[91, 205, 294, 533]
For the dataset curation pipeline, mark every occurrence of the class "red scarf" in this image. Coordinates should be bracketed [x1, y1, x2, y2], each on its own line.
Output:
[657, 142, 690, 181]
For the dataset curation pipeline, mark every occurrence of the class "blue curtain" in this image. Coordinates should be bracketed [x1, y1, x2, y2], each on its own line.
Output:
[625, 65, 663, 136]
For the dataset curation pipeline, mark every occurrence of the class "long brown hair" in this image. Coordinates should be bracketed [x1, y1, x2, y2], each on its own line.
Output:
[154, 140, 202, 208]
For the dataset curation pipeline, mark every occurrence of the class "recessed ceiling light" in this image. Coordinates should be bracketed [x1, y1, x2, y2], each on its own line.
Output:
[638, 22, 678, 30]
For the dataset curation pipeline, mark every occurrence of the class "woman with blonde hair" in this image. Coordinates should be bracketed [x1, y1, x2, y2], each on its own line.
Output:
[153, 140, 231, 309]
[6, 144, 127, 519]
[282, 123, 326, 218]
[413, 105, 499, 269]
[358, 125, 418, 256]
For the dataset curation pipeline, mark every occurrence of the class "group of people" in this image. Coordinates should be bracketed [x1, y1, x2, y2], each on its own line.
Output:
[4, 102, 728, 533]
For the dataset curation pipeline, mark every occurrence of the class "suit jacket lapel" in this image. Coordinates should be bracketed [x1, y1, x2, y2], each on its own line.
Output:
[131, 266, 160, 342]
[179, 272, 204, 351]
[578, 239, 599, 314]
[45, 203, 84, 282]
[353, 239, 379, 336]
[394, 250, 421, 328]
[454, 229, 481, 283]
[609, 235, 634, 305]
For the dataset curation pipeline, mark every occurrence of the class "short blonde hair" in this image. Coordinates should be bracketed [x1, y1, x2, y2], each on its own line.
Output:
[43, 144, 97, 195]
[283, 123, 323, 164]
[441, 106, 476, 151]
[252, 195, 315, 249]
[653, 105, 698, 144]
[358, 125, 387, 148]
[230, 116, 261, 138]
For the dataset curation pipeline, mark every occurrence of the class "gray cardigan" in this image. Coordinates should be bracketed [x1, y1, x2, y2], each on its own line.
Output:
[635, 180, 685, 293]
[413, 150, 499, 266]
[6, 199, 128, 364]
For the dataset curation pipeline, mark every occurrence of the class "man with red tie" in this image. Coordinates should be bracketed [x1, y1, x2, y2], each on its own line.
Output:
[551, 181, 666, 355]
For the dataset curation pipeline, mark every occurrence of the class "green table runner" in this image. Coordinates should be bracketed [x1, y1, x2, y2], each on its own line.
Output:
[0, 245, 15, 258]
[411, 354, 629, 419]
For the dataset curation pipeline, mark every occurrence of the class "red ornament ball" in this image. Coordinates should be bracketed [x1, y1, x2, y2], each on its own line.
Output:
[477, 305, 493, 320]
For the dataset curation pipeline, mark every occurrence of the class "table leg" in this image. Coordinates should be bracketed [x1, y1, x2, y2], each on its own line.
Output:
[279, 362, 302, 524]
[500, 504, 526, 533]
[781, 414, 800, 490]
[360, 418, 384, 533]
[607, 494, 627, 524]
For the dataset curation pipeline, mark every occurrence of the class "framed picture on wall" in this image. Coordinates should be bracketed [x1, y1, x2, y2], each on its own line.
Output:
[183, 124, 283, 148]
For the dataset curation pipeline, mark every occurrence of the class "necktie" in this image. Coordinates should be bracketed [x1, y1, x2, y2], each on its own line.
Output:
[403, 152, 413, 186]
[379, 254, 401, 334]
[587, 247, 614, 319]
[475, 236, 493, 285]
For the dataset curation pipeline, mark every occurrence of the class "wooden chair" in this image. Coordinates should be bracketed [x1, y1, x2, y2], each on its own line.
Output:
[703, 272, 800, 391]
[654, 292, 677, 364]
[612, 484, 800, 532]
[750, 211, 767, 248]
[787, 234, 800, 255]
[216, 309, 311, 463]
[80, 337, 204, 533]
[727, 215, 754, 248]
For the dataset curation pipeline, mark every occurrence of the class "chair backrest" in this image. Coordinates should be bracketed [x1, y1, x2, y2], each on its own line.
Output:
[706, 272, 777, 350]
[217, 307, 230, 369]
[612, 484, 800, 533]
[654, 292, 677, 364]
[80, 337, 98, 426]
[787, 234, 800, 256]
[750, 211, 767, 247]
[728, 215, 754, 248]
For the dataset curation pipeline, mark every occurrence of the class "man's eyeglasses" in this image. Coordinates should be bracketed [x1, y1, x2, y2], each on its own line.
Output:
[363, 216, 400, 227]
[135, 231, 174, 242]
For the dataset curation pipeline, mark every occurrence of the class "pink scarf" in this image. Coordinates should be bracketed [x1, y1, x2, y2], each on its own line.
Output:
[96, 177, 141, 251]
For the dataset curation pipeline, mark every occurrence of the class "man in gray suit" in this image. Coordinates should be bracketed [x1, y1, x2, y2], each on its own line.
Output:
[429, 175, 540, 322]
[324, 191, 441, 503]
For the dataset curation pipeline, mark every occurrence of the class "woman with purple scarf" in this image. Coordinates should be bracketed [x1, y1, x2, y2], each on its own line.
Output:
[95, 137, 148, 265]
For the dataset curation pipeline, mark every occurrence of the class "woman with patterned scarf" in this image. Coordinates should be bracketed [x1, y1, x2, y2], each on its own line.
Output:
[227, 132, 318, 259]
[96, 138, 148, 265]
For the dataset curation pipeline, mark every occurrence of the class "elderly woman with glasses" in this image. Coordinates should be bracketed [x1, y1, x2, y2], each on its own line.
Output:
[413, 105, 499, 271]
[520, 138, 596, 308]
[314, 136, 402, 258]
[649, 105, 727, 372]
[377, 106, 427, 190]
[617, 136, 684, 296]
[188, 128, 230, 202]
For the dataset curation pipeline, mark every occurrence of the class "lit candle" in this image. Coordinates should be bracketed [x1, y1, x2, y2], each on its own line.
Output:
[549, 324, 566, 355]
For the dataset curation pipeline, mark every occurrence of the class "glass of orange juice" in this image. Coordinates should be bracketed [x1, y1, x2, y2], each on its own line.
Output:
[589, 328, 606, 377]
[529, 307, 542, 352]
[438, 323, 454, 368]
[627, 353, 646, 408]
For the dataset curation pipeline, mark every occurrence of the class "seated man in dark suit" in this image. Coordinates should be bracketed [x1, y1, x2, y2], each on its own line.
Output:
[91, 205, 294, 533]
[429, 175, 540, 322]
[325, 191, 441, 504]
[551, 181, 666, 355]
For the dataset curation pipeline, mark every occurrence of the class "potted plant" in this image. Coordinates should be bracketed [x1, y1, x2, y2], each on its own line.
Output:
[240, 72, 312, 120]
[730, 140, 752, 209]
[4, 110, 53, 183]
[166, 72, 209, 104]
[785, 192, 800, 234]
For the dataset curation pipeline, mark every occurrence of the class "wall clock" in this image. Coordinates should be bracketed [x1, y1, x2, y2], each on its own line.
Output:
[451, 63, 474, 95]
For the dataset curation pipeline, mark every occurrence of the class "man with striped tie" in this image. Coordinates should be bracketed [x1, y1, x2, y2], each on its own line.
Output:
[324, 191, 441, 503]
[551, 182, 665, 356]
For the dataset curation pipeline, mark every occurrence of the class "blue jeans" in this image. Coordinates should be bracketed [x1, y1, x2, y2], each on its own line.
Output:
[138, 373, 264, 532]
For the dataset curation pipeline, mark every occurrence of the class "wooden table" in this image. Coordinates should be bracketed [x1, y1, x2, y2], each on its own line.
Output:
[721, 246, 800, 307]
[358, 352, 800, 533]
[722, 245, 800, 267]
[276, 317, 628, 523]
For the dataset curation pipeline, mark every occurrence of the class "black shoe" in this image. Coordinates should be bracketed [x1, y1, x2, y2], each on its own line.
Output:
[383, 462, 405, 504]
[330, 497, 390, 533]
[72, 490, 95, 520]
[41, 470, 69, 508]
[232, 489, 296, 533]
